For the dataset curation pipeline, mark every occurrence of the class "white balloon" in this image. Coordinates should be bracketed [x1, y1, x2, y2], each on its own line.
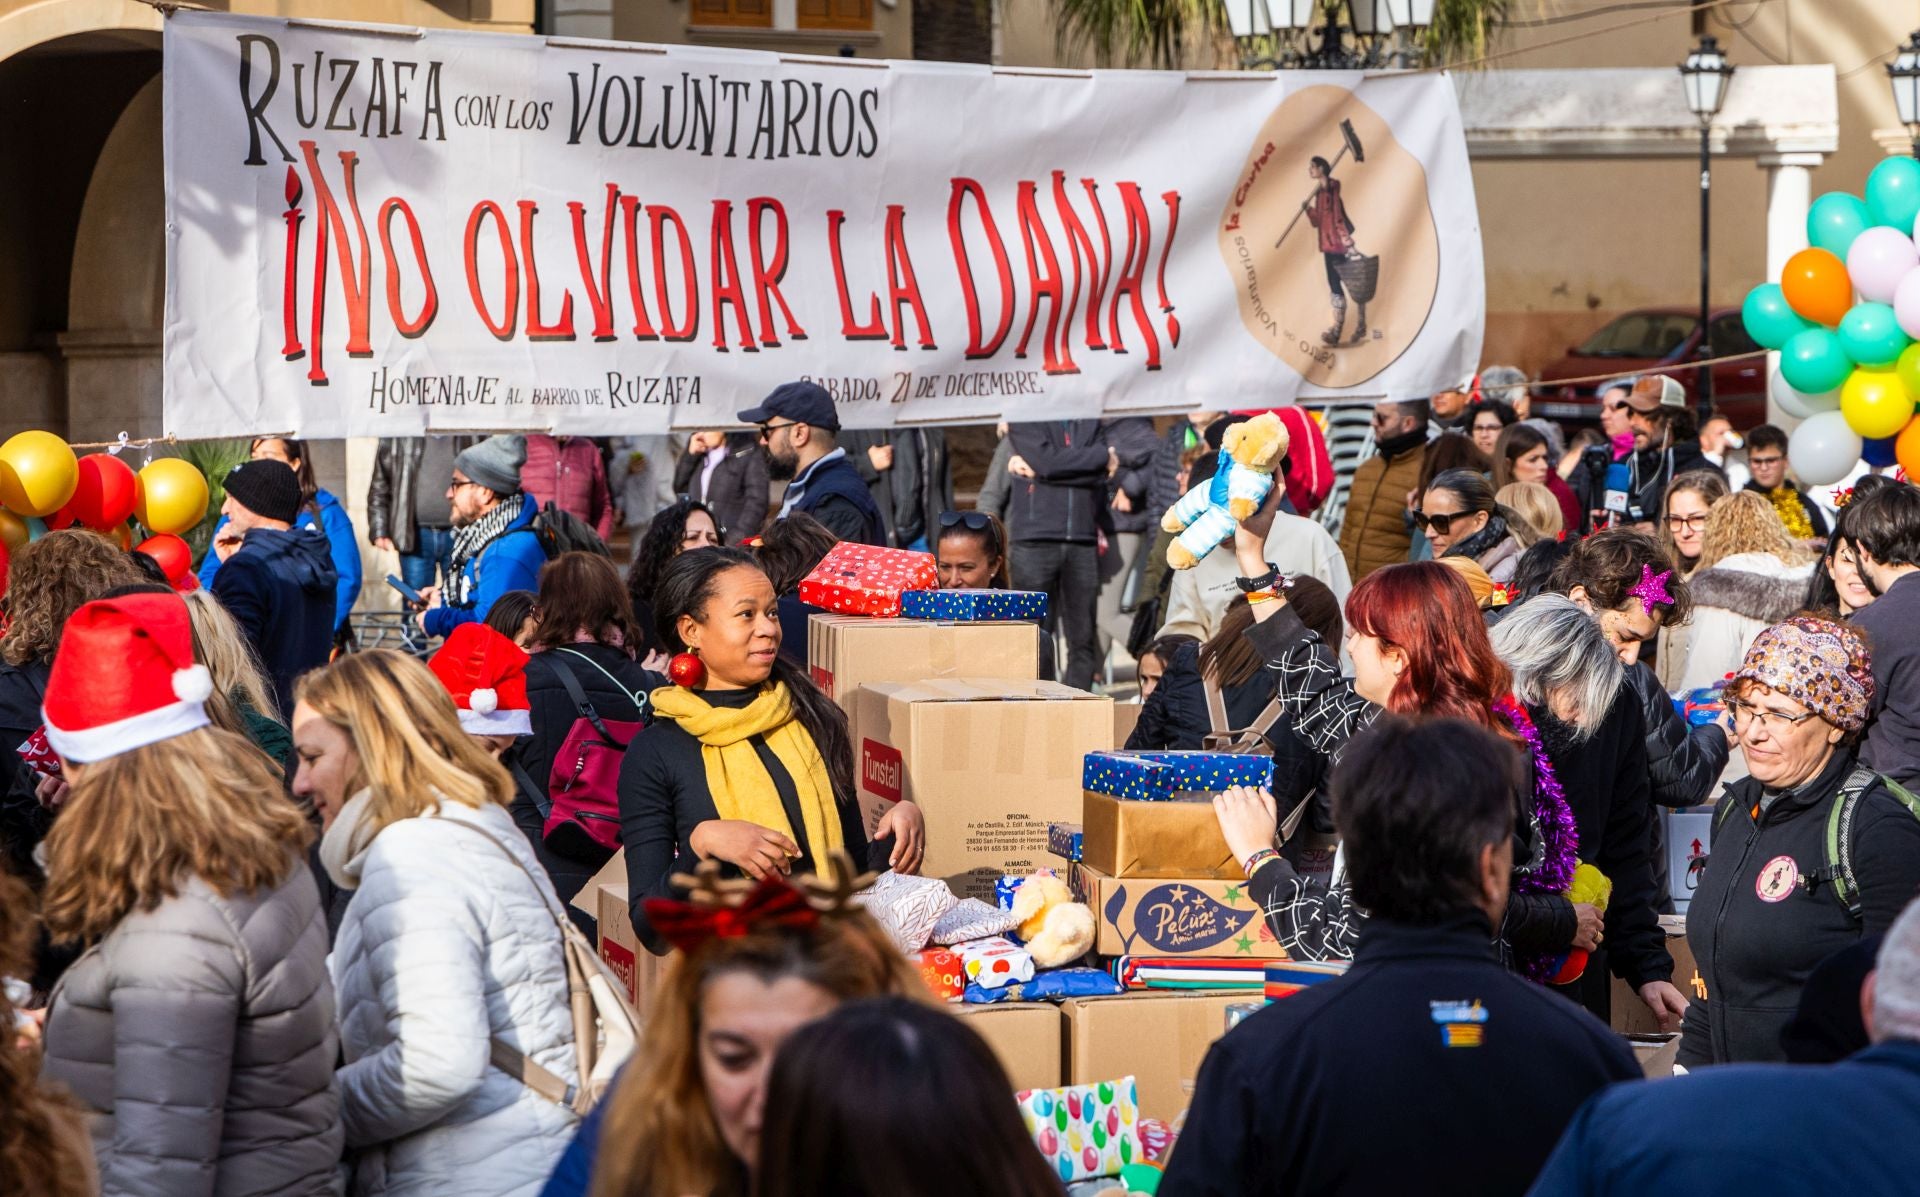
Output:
[1768, 367, 1840, 419]
[1787, 411, 1865, 486]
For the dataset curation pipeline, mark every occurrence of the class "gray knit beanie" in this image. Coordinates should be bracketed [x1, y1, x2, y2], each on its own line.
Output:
[455, 435, 526, 496]
[1873, 900, 1920, 1044]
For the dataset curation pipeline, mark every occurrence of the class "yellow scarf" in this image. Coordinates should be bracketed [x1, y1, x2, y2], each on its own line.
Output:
[648, 681, 844, 863]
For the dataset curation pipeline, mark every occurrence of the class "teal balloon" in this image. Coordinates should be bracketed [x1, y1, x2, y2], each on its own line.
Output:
[24, 517, 47, 542]
[1838, 302, 1913, 367]
[1809, 192, 1872, 256]
[1866, 157, 1920, 230]
[1780, 327, 1856, 394]
[1742, 283, 1815, 350]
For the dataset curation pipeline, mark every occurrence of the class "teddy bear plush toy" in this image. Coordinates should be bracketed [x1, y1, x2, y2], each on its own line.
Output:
[1161, 411, 1290, 570]
[1010, 872, 1095, 969]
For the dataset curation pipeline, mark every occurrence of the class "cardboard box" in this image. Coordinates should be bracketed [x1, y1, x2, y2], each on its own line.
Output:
[856, 678, 1114, 902]
[593, 879, 670, 1019]
[807, 614, 1039, 716]
[1628, 1033, 1682, 1078]
[1611, 914, 1699, 1035]
[1082, 791, 1236, 879]
[1062, 991, 1243, 1123]
[953, 1002, 1064, 1092]
[1072, 862, 1285, 959]
[1113, 701, 1142, 749]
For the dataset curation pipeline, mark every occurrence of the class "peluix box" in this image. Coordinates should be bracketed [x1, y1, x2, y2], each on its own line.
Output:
[1082, 791, 1237, 879]
[856, 678, 1114, 903]
[807, 614, 1039, 716]
[1071, 861, 1285, 960]
[1062, 991, 1243, 1123]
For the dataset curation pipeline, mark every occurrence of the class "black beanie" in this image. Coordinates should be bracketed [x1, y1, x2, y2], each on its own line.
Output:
[223, 459, 302, 524]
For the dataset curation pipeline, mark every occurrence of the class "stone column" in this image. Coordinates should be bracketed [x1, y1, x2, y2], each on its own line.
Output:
[1760, 152, 1822, 427]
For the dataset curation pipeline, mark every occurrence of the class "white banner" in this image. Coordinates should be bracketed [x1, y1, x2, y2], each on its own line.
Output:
[162, 11, 1483, 437]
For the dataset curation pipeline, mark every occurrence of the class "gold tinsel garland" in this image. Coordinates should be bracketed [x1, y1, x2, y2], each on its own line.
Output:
[1765, 485, 1814, 541]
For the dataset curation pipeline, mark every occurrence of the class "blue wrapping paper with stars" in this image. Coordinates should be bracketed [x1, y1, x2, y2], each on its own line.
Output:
[1081, 751, 1275, 801]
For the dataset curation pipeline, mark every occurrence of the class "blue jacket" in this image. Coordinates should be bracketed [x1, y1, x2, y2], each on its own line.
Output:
[199, 488, 362, 632]
[423, 494, 545, 639]
[538, 1096, 605, 1197]
[208, 526, 338, 719]
[784, 451, 885, 546]
[1530, 1041, 1920, 1195]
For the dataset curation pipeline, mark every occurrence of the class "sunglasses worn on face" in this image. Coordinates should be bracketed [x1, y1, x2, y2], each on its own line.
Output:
[758, 421, 801, 441]
[1414, 510, 1472, 534]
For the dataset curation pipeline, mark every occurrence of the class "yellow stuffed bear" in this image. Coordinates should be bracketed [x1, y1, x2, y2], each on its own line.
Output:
[1011, 872, 1096, 970]
[1161, 411, 1290, 571]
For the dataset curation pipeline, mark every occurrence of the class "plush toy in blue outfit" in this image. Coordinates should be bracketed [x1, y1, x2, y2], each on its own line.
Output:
[1161, 411, 1288, 570]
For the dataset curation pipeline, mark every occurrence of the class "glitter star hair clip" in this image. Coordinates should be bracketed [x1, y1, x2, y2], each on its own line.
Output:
[1628, 563, 1675, 616]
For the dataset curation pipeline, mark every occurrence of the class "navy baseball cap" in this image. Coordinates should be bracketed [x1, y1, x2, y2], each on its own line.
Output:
[737, 381, 839, 432]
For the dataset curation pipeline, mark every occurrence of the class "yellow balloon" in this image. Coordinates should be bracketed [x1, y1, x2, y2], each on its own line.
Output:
[0, 431, 78, 518]
[135, 458, 209, 536]
[1840, 368, 1917, 440]
[0, 508, 26, 552]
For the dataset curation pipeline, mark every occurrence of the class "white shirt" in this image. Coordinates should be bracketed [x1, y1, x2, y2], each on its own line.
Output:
[1157, 511, 1352, 643]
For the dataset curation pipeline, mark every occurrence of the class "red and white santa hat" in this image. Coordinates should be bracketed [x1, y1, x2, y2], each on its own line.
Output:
[42, 592, 214, 764]
[428, 623, 532, 737]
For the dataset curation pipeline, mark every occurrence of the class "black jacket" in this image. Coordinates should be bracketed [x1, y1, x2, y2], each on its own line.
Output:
[1504, 693, 1672, 1016]
[1742, 478, 1831, 539]
[367, 436, 476, 553]
[208, 526, 338, 720]
[781, 452, 886, 546]
[1159, 917, 1640, 1197]
[673, 433, 771, 542]
[1103, 417, 1162, 535]
[618, 684, 890, 953]
[1147, 420, 1207, 525]
[1004, 421, 1110, 544]
[1625, 661, 1730, 808]
[1680, 748, 1920, 1066]
[0, 659, 50, 758]
[1855, 570, 1920, 787]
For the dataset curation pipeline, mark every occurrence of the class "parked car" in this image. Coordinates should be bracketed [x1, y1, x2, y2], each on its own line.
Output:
[1534, 307, 1766, 428]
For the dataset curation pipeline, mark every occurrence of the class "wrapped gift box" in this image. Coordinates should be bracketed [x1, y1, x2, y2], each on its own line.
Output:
[957, 935, 1036, 990]
[1263, 960, 1349, 1001]
[1082, 750, 1275, 801]
[797, 542, 939, 617]
[1082, 792, 1236, 879]
[1048, 822, 1084, 864]
[899, 588, 1048, 622]
[913, 948, 966, 1001]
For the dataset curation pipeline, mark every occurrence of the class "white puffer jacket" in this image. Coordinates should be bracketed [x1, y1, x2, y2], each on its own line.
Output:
[328, 796, 579, 1197]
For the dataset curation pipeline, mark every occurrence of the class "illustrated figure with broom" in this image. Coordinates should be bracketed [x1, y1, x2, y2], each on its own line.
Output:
[1280, 119, 1379, 348]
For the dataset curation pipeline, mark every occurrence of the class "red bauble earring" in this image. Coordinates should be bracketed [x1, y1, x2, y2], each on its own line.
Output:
[668, 649, 706, 689]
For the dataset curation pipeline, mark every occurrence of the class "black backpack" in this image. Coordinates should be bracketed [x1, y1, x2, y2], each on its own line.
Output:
[531, 502, 610, 559]
[1713, 766, 1920, 919]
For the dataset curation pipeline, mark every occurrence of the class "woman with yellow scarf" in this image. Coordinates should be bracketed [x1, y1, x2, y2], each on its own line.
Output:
[617, 547, 925, 953]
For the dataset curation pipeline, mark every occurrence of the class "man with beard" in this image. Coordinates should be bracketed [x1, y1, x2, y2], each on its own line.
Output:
[1621, 376, 1715, 526]
[738, 381, 886, 546]
[1846, 482, 1920, 786]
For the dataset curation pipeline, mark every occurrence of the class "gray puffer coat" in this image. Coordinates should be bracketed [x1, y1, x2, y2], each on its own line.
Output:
[40, 863, 343, 1197]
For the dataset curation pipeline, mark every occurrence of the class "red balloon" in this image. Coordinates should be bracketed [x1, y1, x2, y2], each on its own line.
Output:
[70, 453, 140, 530]
[0, 540, 9, 598]
[43, 503, 77, 530]
[171, 571, 199, 594]
[135, 533, 192, 583]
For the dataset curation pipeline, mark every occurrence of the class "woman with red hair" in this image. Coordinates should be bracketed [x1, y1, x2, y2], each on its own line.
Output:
[1211, 490, 1585, 977]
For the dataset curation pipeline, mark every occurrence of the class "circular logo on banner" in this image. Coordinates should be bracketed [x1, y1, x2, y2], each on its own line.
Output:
[1756, 855, 1800, 903]
[1216, 84, 1442, 389]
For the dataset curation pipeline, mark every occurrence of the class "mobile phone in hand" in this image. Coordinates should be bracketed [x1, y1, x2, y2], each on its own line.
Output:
[386, 574, 425, 607]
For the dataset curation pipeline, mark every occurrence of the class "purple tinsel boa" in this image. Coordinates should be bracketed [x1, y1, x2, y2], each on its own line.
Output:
[1492, 696, 1581, 982]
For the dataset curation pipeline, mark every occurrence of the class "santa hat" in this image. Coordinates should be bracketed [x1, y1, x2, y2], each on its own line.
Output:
[42, 593, 213, 763]
[428, 623, 532, 737]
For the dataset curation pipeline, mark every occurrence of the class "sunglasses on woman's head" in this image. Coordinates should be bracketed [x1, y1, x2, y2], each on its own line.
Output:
[939, 511, 993, 532]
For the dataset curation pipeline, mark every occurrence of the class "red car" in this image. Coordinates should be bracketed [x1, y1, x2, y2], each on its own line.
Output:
[1533, 307, 1767, 428]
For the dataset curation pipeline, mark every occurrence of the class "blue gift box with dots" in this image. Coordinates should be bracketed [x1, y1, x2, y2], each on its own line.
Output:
[898, 588, 1048, 622]
[1048, 822, 1083, 863]
[1081, 751, 1275, 801]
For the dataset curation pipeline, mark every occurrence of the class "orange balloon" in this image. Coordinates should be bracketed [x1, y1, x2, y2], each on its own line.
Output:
[1782, 247, 1854, 327]
[1897, 414, 1920, 479]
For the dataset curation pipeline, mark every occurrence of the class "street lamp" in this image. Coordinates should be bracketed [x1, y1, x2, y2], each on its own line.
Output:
[1225, 0, 1432, 71]
[1890, 31, 1920, 159]
[1680, 36, 1735, 419]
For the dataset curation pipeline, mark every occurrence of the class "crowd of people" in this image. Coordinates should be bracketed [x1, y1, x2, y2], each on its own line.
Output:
[6, 366, 1920, 1196]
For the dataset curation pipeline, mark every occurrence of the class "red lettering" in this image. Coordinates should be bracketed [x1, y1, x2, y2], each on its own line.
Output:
[376, 197, 437, 338]
[1073, 178, 1113, 351]
[746, 197, 805, 346]
[1156, 189, 1182, 349]
[517, 201, 575, 341]
[463, 200, 518, 341]
[1107, 182, 1161, 369]
[650, 205, 699, 342]
[280, 167, 305, 361]
[569, 184, 621, 342]
[1014, 180, 1075, 375]
[619, 194, 658, 340]
[947, 179, 1012, 359]
[884, 204, 934, 351]
[826, 209, 887, 341]
[708, 199, 757, 352]
[299, 141, 375, 384]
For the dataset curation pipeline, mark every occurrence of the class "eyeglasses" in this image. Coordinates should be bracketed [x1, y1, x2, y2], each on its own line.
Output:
[1747, 454, 1785, 469]
[757, 421, 801, 441]
[1725, 698, 1818, 734]
[1413, 510, 1473, 534]
[1665, 513, 1709, 532]
[449, 478, 483, 492]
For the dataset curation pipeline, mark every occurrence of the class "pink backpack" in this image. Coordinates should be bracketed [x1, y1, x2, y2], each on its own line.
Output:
[539, 649, 644, 855]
